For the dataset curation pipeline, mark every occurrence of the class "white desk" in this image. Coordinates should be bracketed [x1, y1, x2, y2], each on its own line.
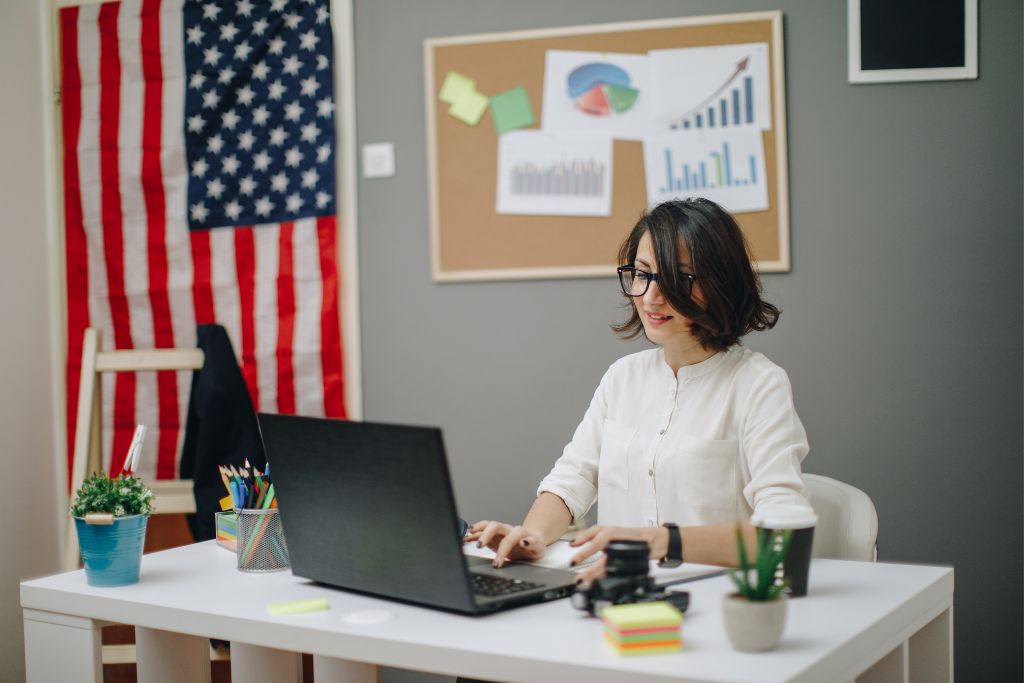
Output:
[21, 542, 952, 683]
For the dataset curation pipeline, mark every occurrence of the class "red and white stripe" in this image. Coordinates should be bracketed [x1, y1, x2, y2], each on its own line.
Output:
[60, 0, 346, 484]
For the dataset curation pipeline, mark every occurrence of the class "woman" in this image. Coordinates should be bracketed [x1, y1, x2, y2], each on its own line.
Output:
[468, 198, 811, 583]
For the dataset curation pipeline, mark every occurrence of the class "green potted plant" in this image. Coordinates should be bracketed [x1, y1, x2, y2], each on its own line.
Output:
[722, 525, 792, 652]
[71, 472, 154, 586]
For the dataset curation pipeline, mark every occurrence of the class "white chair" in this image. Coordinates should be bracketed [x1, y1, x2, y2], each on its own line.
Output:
[804, 474, 879, 561]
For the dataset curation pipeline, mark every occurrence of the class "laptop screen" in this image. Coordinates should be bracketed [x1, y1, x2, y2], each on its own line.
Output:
[258, 414, 477, 611]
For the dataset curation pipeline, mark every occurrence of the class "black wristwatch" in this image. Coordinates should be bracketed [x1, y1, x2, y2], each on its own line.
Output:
[658, 522, 684, 568]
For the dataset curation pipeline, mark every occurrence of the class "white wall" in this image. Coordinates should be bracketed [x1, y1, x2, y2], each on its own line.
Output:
[0, 0, 63, 679]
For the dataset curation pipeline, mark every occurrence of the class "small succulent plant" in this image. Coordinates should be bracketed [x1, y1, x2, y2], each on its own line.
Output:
[71, 472, 154, 518]
[728, 525, 792, 601]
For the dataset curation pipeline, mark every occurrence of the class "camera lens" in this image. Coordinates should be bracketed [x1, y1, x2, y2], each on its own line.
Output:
[603, 540, 650, 577]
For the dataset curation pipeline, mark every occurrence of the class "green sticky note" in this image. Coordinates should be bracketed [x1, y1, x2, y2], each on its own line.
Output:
[490, 86, 535, 134]
[449, 90, 490, 126]
[438, 71, 476, 105]
[268, 598, 329, 616]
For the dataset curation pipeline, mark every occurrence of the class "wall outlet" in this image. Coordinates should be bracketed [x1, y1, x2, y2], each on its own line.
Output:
[361, 142, 395, 179]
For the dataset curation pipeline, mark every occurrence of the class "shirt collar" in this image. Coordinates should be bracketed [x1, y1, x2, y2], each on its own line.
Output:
[657, 345, 736, 381]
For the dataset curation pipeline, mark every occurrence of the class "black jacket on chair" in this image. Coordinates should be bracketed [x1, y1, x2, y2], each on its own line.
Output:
[180, 324, 265, 541]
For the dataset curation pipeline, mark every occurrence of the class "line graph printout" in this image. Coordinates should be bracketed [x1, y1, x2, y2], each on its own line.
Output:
[643, 127, 768, 212]
[497, 130, 613, 216]
[650, 43, 771, 132]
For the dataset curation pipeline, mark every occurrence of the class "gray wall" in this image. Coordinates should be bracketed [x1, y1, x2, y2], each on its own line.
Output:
[353, 0, 1022, 680]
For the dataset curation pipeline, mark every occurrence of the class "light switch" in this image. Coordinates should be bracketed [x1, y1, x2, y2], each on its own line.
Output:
[361, 142, 395, 179]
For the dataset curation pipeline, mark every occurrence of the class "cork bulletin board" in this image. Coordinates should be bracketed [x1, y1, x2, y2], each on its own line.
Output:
[424, 11, 789, 282]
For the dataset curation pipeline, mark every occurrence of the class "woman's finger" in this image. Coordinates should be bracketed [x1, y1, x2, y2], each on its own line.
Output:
[476, 520, 509, 550]
[570, 527, 612, 566]
[575, 555, 607, 586]
[493, 526, 529, 567]
[569, 543, 603, 567]
[569, 524, 604, 547]
[516, 539, 546, 562]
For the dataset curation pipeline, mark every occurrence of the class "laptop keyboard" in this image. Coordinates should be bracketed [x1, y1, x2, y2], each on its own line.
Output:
[471, 573, 543, 598]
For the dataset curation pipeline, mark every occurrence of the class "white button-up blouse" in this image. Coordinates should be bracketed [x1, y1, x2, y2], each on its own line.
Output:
[537, 345, 810, 528]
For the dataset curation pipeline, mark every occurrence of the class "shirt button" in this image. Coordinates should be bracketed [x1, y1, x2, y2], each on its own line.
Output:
[648, 469, 654, 477]
[659, 429, 666, 435]
[646, 519, 655, 527]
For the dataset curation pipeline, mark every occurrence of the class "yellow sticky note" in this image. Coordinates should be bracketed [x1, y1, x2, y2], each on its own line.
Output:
[449, 90, 489, 126]
[602, 601, 683, 630]
[268, 598, 330, 616]
[438, 71, 476, 105]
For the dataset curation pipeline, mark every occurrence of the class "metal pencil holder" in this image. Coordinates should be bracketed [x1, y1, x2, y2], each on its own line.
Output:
[235, 508, 290, 573]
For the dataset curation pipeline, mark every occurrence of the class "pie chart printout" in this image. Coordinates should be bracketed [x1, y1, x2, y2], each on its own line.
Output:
[567, 63, 640, 117]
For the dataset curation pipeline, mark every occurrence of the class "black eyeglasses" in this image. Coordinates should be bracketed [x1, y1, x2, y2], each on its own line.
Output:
[617, 266, 695, 298]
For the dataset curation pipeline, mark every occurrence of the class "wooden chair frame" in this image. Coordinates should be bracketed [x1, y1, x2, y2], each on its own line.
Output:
[63, 327, 205, 570]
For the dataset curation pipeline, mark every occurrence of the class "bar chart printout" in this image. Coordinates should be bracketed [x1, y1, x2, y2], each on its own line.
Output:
[510, 159, 606, 197]
[497, 130, 613, 216]
[643, 128, 768, 213]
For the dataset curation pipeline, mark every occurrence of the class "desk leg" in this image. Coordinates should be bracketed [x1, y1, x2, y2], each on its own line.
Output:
[908, 606, 953, 682]
[313, 656, 378, 683]
[856, 642, 908, 683]
[230, 641, 302, 683]
[136, 627, 211, 683]
[857, 604, 954, 683]
[23, 609, 102, 683]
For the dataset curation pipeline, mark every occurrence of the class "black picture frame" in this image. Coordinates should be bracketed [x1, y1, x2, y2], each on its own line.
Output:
[848, 0, 977, 83]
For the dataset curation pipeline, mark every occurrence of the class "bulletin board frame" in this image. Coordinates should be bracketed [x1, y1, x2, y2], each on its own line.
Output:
[424, 11, 790, 282]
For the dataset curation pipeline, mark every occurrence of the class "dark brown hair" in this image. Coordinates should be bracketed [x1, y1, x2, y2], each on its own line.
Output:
[612, 198, 780, 351]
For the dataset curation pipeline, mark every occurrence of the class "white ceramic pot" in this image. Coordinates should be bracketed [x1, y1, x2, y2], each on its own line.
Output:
[721, 592, 788, 652]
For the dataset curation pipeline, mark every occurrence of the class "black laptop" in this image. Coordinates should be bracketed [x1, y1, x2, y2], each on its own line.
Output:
[257, 413, 577, 615]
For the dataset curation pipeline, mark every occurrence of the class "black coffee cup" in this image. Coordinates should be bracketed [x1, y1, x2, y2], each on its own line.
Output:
[752, 505, 818, 598]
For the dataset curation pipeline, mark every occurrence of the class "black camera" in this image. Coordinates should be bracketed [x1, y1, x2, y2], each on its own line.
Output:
[570, 539, 690, 617]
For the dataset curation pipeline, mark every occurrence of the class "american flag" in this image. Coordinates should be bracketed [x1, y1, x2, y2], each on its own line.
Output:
[59, 0, 347, 483]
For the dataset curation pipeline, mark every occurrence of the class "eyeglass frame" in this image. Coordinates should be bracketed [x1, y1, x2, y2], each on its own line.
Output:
[616, 265, 696, 298]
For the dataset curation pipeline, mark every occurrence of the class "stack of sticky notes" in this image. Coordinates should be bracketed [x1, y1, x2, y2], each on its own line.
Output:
[215, 511, 238, 552]
[602, 602, 684, 655]
[439, 71, 490, 126]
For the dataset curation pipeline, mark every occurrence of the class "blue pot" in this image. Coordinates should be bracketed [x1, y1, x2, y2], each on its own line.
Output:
[74, 514, 148, 587]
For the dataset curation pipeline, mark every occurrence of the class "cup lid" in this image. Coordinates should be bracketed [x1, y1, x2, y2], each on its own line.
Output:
[752, 502, 818, 529]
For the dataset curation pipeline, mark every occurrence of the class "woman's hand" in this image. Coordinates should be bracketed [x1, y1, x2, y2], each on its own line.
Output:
[569, 525, 669, 584]
[465, 520, 547, 567]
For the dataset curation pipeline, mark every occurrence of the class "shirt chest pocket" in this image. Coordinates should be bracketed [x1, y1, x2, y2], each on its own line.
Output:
[598, 420, 635, 492]
[666, 434, 740, 512]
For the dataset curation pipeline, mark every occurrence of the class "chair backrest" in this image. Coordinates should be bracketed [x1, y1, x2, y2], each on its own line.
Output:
[804, 474, 879, 561]
[63, 327, 204, 570]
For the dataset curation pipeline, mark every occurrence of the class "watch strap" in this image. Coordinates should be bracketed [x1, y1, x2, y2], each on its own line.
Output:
[659, 522, 683, 568]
